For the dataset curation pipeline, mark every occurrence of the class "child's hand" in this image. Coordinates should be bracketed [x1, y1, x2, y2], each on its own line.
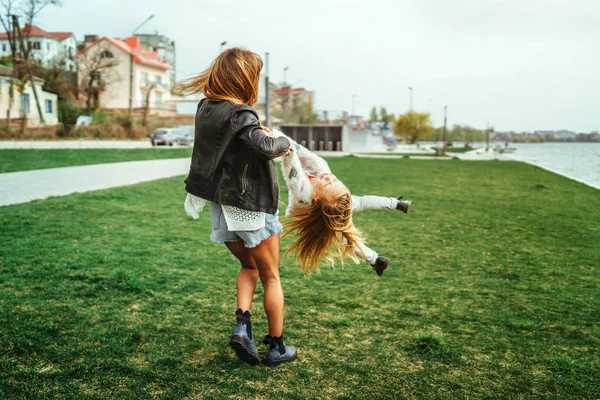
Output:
[261, 126, 273, 137]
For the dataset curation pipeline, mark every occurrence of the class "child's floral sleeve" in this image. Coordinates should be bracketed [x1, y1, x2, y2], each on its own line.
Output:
[281, 147, 313, 215]
[293, 144, 332, 175]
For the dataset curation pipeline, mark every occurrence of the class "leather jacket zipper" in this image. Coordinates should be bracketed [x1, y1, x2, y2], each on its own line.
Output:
[241, 164, 248, 195]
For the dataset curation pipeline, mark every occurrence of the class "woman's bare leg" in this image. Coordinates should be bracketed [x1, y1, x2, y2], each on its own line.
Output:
[249, 234, 284, 337]
[225, 241, 259, 312]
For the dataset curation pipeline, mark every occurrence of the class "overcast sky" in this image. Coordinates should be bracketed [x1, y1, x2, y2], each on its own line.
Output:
[35, 0, 599, 132]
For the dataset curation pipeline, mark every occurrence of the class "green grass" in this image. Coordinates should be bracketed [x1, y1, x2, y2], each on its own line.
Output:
[355, 152, 440, 157]
[1, 157, 599, 399]
[0, 148, 193, 173]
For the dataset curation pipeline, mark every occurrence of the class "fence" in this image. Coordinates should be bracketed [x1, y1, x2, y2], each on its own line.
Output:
[279, 125, 346, 151]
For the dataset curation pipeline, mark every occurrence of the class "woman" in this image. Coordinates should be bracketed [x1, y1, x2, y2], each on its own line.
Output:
[179, 48, 297, 366]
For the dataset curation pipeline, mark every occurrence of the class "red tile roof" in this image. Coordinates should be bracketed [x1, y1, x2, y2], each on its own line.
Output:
[77, 36, 172, 70]
[0, 24, 73, 41]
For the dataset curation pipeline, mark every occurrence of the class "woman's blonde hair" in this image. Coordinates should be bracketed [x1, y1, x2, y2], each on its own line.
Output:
[283, 186, 365, 276]
[173, 48, 263, 106]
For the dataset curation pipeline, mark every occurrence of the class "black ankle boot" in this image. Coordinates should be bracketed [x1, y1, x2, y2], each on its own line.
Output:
[396, 196, 412, 214]
[263, 334, 297, 367]
[229, 309, 260, 365]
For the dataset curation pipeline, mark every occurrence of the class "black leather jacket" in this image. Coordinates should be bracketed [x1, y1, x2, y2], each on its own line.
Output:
[184, 99, 291, 214]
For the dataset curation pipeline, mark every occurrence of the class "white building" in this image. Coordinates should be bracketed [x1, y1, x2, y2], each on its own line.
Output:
[76, 36, 174, 114]
[0, 65, 59, 126]
[135, 33, 176, 89]
[0, 24, 77, 72]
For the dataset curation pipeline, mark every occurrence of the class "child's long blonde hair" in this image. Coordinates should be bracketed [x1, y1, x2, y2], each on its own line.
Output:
[284, 186, 364, 276]
[173, 48, 263, 106]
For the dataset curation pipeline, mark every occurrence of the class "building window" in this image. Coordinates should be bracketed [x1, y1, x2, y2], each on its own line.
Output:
[45, 99, 53, 113]
[1, 43, 6, 52]
[141, 91, 148, 106]
[155, 94, 162, 107]
[21, 93, 30, 113]
[141, 72, 149, 87]
[155, 75, 162, 86]
[27, 42, 42, 50]
[47, 42, 50, 51]
[100, 50, 114, 59]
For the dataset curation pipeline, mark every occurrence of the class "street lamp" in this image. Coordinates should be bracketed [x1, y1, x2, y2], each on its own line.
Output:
[220, 41, 227, 52]
[283, 66, 289, 86]
[442, 105, 448, 149]
[408, 86, 413, 111]
[129, 14, 155, 133]
[265, 52, 270, 127]
[133, 14, 155, 35]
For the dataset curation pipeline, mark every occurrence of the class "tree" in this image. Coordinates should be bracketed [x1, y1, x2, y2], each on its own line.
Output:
[77, 43, 120, 113]
[379, 106, 388, 123]
[142, 82, 156, 128]
[287, 100, 319, 124]
[393, 112, 434, 144]
[370, 106, 378, 122]
[0, 0, 63, 127]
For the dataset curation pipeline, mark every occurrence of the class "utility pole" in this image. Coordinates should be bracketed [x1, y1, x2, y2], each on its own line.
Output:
[265, 52, 270, 127]
[408, 86, 413, 111]
[12, 15, 45, 124]
[442, 105, 448, 148]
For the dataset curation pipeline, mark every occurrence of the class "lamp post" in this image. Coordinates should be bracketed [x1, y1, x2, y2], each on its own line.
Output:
[408, 86, 413, 111]
[283, 66, 289, 86]
[265, 52, 270, 127]
[129, 14, 155, 136]
[220, 41, 227, 52]
[442, 105, 448, 148]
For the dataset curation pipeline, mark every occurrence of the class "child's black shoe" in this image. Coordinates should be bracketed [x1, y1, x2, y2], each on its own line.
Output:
[372, 256, 389, 276]
[396, 196, 412, 214]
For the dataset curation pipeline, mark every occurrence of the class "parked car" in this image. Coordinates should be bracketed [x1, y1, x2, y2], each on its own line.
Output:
[174, 125, 194, 146]
[173, 130, 194, 146]
[150, 128, 178, 146]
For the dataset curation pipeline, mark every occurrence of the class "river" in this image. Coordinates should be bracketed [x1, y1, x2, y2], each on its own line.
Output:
[506, 142, 600, 190]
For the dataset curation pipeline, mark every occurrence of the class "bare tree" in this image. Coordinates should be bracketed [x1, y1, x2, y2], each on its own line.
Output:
[77, 43, 120, 113]
[142, 82, 156, 127]
[0, 0, 62, 127]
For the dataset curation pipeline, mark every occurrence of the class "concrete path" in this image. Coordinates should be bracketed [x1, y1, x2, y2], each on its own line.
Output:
[0, 158, 190, 207]
[0, 139, 155, 149]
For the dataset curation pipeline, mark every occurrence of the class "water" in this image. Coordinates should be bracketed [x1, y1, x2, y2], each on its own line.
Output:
[506, 143, 600, 190]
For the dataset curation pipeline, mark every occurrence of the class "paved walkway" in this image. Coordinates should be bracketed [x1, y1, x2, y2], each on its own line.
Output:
[0, 158, 190, 207]
[0, 139, 154, 149]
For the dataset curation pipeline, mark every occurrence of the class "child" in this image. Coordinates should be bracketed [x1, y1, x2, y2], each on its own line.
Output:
[270, 129, 411, 276]
[178, 48, 297, 366]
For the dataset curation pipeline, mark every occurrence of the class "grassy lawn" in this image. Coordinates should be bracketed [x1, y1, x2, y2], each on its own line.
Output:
[355, 152, 439, 157]
[0, 148, 193, 173]
[1, 157, 599, 399]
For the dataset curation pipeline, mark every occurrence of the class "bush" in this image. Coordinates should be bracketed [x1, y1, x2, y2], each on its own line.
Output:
[57, 101, 82, 137]
[74, 123, 127, 139]
[92, 109, 108, 124]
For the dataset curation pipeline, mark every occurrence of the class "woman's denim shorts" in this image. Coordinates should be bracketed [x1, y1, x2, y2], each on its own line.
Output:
[209, 203, 283, 248]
